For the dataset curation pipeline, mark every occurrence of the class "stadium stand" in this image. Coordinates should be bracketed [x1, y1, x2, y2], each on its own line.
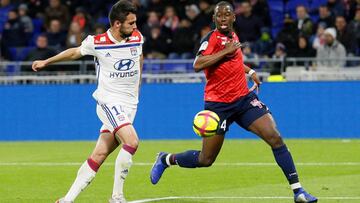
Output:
[1, 0, 360, 75]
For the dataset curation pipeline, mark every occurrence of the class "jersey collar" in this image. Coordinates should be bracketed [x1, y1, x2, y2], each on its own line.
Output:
[107, 29, 124, 44]
[215, 29, 236, 39]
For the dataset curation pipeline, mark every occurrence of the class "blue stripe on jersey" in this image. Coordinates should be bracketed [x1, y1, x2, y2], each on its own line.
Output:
[94, 43, 141, 50]
[101, 105, 117, 128]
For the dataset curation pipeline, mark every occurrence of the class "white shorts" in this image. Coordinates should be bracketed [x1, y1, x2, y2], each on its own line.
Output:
[96, 103, 137, 134]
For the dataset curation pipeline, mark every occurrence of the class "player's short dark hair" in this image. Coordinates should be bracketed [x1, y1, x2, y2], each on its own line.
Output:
[109, 0, 137, 25]
[215, 1, 234, 12]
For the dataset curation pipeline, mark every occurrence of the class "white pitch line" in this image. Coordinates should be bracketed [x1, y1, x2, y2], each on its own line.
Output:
[128, 196, 360, 203]
[0, 162, 360, 166]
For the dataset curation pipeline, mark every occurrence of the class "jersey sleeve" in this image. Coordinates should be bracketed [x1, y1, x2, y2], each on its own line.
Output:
[80, 35, 96, 56]
[197, 31, 215, 56]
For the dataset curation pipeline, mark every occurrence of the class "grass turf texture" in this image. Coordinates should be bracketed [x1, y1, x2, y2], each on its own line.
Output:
[0, 139, 359, 203]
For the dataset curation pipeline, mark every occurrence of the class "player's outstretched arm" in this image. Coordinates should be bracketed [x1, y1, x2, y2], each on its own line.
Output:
[193, 41, 241, 72]
[244, 64, 261, 93]
[32, 47, 83, 71]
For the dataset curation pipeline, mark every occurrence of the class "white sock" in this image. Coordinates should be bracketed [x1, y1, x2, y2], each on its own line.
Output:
[64, 160, 97, 202]
[112, 148, 133, 199]
[291, 182, 302, 190]
[165, 153, 172, 166]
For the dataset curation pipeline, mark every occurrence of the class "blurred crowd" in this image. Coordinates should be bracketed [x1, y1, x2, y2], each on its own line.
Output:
[1, 0, 360, 72]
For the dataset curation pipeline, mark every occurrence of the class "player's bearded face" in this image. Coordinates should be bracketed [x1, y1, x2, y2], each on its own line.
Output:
[119, 24, 133, 38]
[214, 5, 235, 35]
[119, 13, 137, 39]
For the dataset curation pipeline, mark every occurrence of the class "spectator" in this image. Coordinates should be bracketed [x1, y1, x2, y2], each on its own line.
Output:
[295, 35, 316, 67]
[242, 45, 260, 69]
[72, 7, 92, 34]
[1, 9, 27, 60]
[253, 27, 273, 56]
[316, 27, 346, 68]
[295, 5, 313, 37]
[66, 21, 85, 48]
[185, 4, 202, 35]
[94, 23, 106, 35]
[141, 11, 160, 40]
[0, 0, 14, 34]
[46, 19, 66, 50]
[27, 0, 46, 19]
[196, 0, 215, 30]
[143, 25, 170, 59]
[160, 6, 179, 34]
[193, 25, 211, 54]
[24, 34, 56, 70]
[250, 0, 272, 28]
[131, 0, 147, 27]
[44, 0, 70, 29]
[327, 0, 345, 17]
[18, 4, 34, 42]
[317, 5, 335, 28]
[275, 15, 298, 57]
[348, 6, 360, 55]
[147, 0, 165, 15]
[312, 23, 326, 49]
[344, 0, 358, 21]
[335, 15, 357, 54]
[168, 19, 195, 59]
[268, 43, 287, 75]
[234, 1, 263, 43]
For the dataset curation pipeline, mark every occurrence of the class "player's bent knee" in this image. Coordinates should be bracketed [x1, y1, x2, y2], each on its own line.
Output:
[198, 157, 215, 167]
[124, 139, 139, 149]
[268, 134, 284, 148]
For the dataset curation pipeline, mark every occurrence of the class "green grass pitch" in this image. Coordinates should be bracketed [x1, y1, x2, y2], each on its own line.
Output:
[0, 139, 359, 203]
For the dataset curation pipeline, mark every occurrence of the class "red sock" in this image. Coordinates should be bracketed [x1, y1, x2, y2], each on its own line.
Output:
[87, 158, 100, 172]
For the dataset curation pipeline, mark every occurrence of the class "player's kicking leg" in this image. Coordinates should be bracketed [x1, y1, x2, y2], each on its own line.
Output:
[248, 113, 317, 203]
[56, 131, 119, 203]
[108, 124, 139, 203]
[150, 133, 224, 184]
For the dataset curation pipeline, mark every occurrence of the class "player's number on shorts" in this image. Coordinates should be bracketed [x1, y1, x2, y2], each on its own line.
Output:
[111, 106, 123, 116]
[221, 120, 227, 131]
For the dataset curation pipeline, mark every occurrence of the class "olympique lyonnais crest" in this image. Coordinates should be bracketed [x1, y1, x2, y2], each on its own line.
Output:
[130, 47, 137, 56]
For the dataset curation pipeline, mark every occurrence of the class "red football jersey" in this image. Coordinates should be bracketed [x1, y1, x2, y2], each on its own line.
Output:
[197, 29, 249, 103]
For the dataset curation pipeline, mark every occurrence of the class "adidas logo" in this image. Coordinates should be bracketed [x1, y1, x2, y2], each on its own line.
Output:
[105, 53, 111, 57]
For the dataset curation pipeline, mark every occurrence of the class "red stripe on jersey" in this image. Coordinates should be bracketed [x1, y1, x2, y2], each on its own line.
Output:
[200, 30, 249, 103]
[94, 32, 115, 45]
[126, 29, 143, 43]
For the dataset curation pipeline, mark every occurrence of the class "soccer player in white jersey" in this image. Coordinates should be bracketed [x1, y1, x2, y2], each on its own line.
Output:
[32, 1, 143, 203]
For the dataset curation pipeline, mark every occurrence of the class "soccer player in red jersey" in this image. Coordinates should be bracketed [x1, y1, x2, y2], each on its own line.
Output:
[150, 2, 317, 203]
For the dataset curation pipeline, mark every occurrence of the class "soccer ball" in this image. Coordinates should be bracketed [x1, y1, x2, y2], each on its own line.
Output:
[193, 110, 220, 137]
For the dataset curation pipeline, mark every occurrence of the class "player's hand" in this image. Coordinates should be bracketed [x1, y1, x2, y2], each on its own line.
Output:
[249, 72, 262, 94]
[32, 60, 48, 72]
[224, 41, 241, 55]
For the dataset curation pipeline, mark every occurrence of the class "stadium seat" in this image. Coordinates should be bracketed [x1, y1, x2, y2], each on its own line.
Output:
[32, 18, 44, 34]
[97, 16, 110, 26]
[8, 47, 34, 61]
[143, 61, 162, 73]
[286, 0, 310, 11]
[269, 0, 285, 38]
[310, 0, 327, 10]
[162, 63, 188, 73]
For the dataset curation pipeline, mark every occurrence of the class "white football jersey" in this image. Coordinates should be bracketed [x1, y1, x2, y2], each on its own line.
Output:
[80, 29, 144, 108]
